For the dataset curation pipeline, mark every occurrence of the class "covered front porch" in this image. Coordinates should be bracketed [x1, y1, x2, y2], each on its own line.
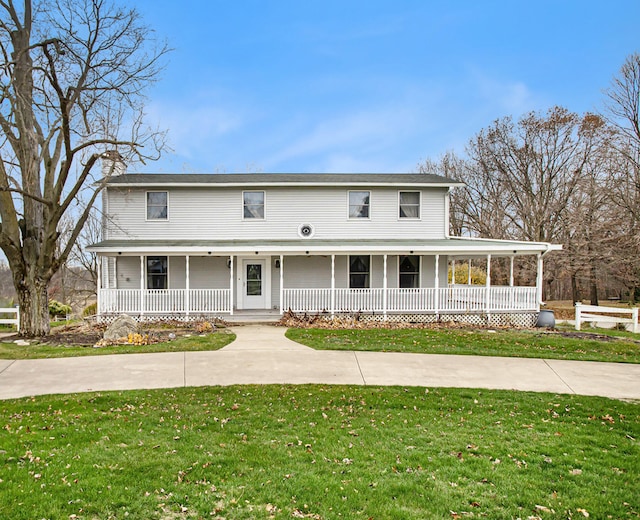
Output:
[91, 238, 558, 321]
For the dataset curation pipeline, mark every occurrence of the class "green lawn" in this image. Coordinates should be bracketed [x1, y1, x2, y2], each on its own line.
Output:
[0, 385, 637, 519]
[286, 327, 640, 364]
[0, 331, 235, 359]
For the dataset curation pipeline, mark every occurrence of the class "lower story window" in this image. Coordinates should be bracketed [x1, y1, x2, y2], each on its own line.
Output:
[147, 256, 168, 289]
[399, 255, 420, 288]
[349, 255, 370, 288]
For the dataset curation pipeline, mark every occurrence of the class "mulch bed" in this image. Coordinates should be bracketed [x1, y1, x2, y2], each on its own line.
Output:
[5, 320, 226, 347]
[2, 323, 105, 346]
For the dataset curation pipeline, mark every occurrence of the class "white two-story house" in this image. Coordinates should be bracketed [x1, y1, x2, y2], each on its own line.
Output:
[88, 165, 560, 325]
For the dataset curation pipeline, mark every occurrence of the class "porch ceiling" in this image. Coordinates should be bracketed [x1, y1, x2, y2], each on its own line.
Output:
[88, 237, 560, 257]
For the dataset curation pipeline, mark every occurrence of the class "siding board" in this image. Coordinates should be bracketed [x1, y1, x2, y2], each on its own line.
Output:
[106, 186, 447, 241]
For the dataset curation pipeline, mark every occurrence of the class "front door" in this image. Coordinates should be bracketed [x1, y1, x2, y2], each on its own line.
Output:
[241, 259, 268, 309]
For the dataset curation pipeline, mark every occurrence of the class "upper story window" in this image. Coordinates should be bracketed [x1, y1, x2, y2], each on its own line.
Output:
[399, 255, 420, 288]
[147, 256, 168, 289]
[243, 191, 265, 219]
[349, 255, 370, 288]
[399, 191, 420, 219]
[349, 191, 370, 219]
[146, 191, 168, 220]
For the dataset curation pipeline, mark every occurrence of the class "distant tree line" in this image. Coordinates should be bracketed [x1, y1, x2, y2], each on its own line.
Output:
[420, 53, 640, 304]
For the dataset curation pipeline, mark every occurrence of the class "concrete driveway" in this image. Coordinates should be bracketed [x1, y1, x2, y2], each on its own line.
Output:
[1, 325, 639, 400]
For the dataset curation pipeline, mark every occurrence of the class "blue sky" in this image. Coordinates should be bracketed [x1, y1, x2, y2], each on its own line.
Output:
[131, 0, 640, 174]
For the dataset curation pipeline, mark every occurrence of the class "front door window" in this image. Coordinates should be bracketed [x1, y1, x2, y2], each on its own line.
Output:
[246, 263, 262, 296]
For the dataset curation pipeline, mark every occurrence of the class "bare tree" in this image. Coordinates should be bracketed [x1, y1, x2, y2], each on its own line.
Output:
[464, 107, 607, 244]
[602, 53, 640, 302]
[67, 208, 101, 291]
[422, 108, 610, 300]
[603, 53, 640, 229]
[0, 0, 168, 335]
[558, 138, 621, 304]
[418, 151, 472, 237]
[604, 53, 640, 154]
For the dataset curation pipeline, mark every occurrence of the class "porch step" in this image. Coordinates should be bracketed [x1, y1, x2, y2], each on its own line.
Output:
[225, 310, 282, 324]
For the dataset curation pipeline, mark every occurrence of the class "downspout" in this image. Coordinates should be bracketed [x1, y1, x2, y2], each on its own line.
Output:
[444, 188, 451, 238]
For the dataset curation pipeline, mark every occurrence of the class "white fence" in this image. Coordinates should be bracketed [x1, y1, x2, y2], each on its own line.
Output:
[575, 303, 639, 333]
[0, 307, 19, 328]
[283, 286, 537, 314]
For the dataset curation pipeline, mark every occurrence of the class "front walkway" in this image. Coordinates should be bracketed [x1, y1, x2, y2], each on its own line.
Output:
[1, 325, 639, 400]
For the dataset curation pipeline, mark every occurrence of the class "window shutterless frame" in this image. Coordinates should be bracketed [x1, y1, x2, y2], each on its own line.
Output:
[398, 255, 421, 288]
[348, 190, 371, 219]
[349, 254, 371, 288]
[398, 191, 421, 219]
[146, 191, 169, 221]
[146, 255, 169, 289]
[242, 190, 266, 220]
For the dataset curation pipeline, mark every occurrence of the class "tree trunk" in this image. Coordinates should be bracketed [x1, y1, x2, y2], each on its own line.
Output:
[571, 272, 580, 303]
[590, 262, 599, 306]
[16, 278, 50, 336]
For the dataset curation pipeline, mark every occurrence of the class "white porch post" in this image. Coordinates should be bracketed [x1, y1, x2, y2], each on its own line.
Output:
[536, 253, 543, 310]
[468, 258, 472, 285]
[229, 255, 234, 315]
[485, 254, 492, 316]
[185, 255, 190, 317]
[140, 255, 145, 316]
[509, 255, 515, 310]
[383, 254, 388, 319]
[97, 256, 102, 315]
[434, 254, 440, 318]
[451, 259, 456, 286]
[509, 256, 515, 287]
[279, 254, 284, 315]
[331, 254, 335, 317]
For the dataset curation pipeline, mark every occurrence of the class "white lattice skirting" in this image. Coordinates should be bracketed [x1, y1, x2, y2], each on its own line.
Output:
[96, 311, 538, 328]
[358, 312, 537, 327]
[96, 314, 226, 324]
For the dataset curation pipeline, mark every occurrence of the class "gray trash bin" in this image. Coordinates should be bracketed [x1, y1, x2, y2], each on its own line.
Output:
[536, 309, 555, 328]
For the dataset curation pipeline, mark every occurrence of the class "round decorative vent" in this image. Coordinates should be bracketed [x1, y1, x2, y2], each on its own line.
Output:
[298, 223, 315, 238]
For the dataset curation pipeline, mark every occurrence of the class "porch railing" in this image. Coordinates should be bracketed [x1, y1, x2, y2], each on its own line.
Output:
[98, 289, 232, 315]
[283, 286, 537, 314]
[98, 286, 537, 316]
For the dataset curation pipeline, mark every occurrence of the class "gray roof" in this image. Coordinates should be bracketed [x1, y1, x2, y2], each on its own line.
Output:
[105, 173, 463, 187]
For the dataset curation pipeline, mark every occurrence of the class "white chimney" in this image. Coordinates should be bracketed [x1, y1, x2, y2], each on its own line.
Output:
[101, 150, 126, 177]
